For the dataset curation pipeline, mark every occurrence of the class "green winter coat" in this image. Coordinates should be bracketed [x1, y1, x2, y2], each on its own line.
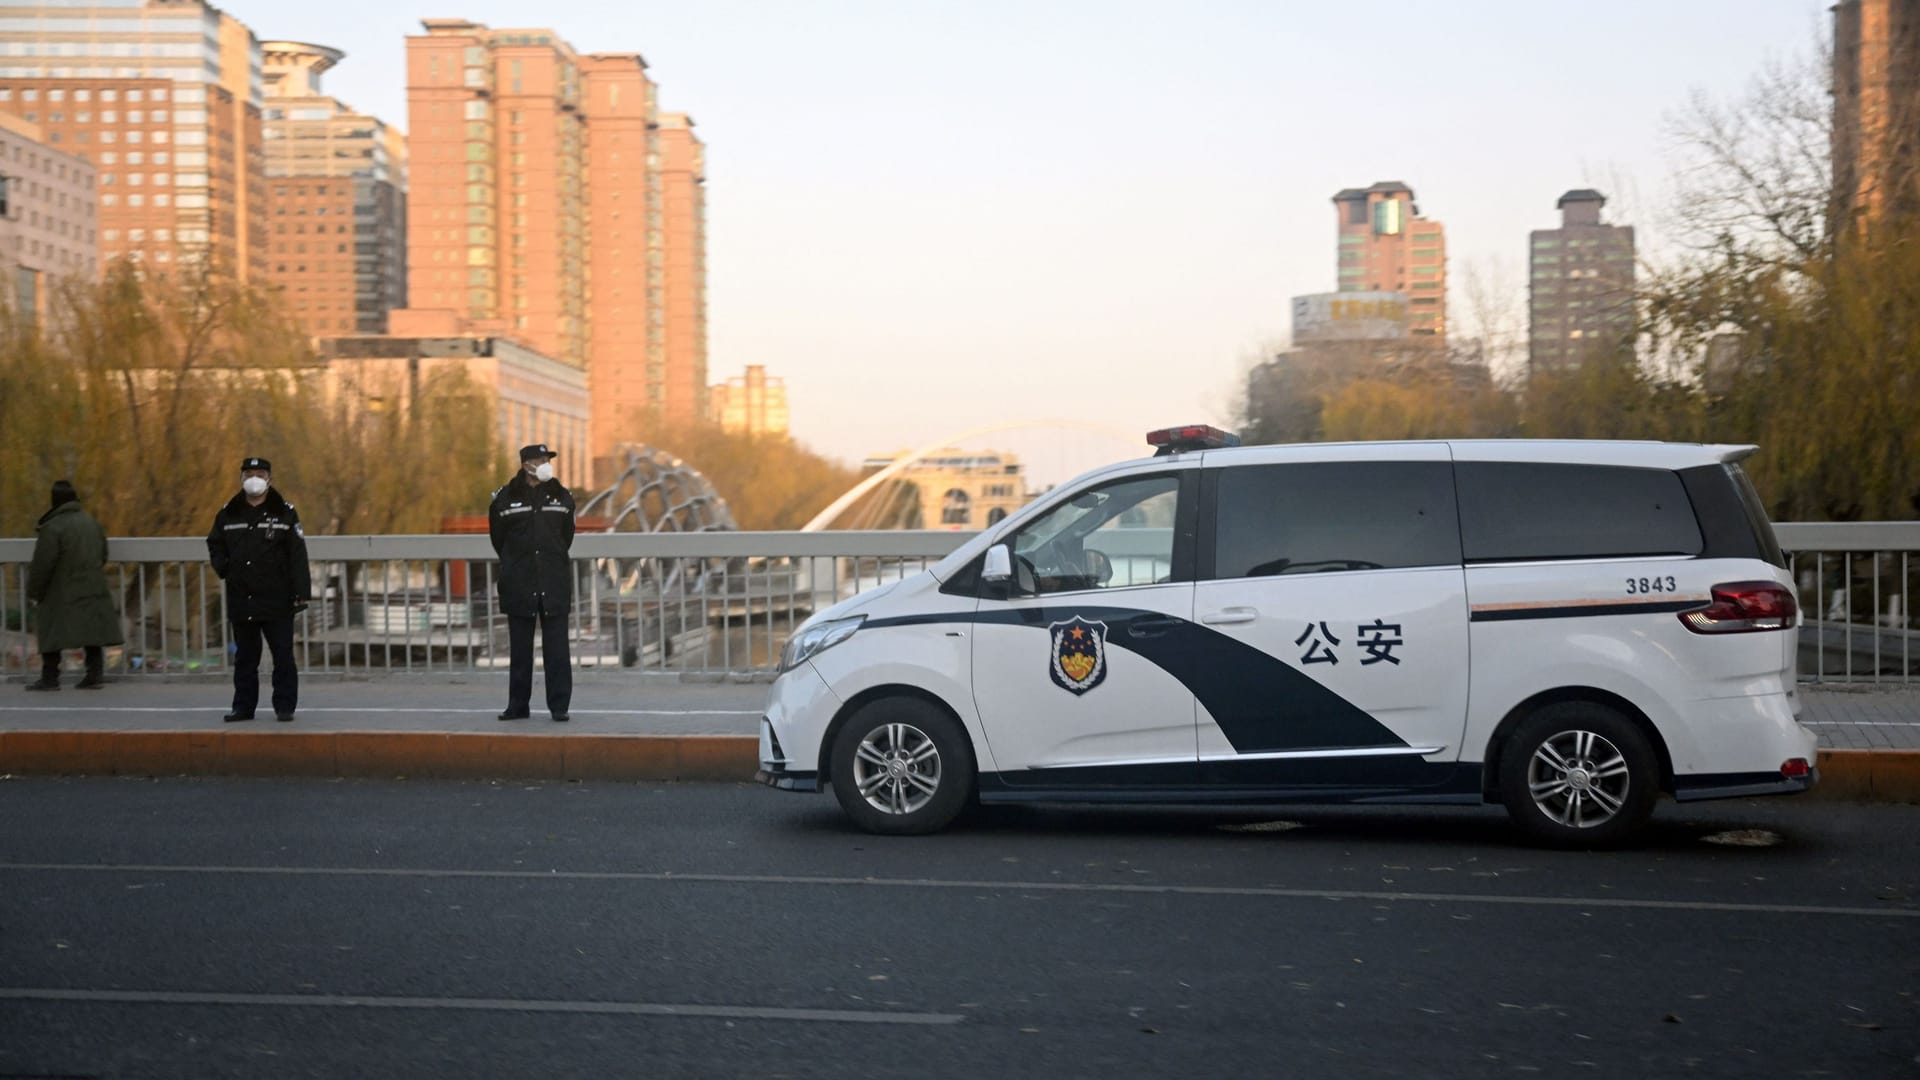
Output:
[28, 502, 124, 653]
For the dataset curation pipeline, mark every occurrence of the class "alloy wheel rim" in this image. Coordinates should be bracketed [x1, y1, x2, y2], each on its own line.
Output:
[1527, 729, 1631, 829]
[852, 721, 942, 815]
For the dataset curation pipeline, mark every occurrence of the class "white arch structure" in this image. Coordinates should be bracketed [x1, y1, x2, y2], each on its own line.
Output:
[801, 418, 1138, 532]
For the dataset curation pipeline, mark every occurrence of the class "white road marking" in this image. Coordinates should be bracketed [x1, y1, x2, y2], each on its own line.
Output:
[2, 862, 1914, 919]
[0, 706, 760, 716]
[1803, 721, 1920, 728]
[0, 987, 962, 1025]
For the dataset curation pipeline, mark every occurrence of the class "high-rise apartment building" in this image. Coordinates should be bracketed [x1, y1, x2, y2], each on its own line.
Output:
[1832, 0, 1920, 227]
[709, 365, 787, 436]
[0, 0, 265, 278]
[1527, 189, 1635, 374]
[579, 50, 663, 459]
[401, 19, 707, 481]
[1331, 182, 1446, 340]
[657, 112, 706, 426]
[261, 41, 406, 335]
[0, 112, 98, 316]
[405, 20, 591, 364]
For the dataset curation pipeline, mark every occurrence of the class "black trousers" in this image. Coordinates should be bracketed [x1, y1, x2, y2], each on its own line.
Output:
[232, 617, 297, 717]
[40, 647, 103, 682]
[507, 597, 572, 715]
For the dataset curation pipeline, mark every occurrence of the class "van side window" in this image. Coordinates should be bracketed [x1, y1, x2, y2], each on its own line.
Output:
[1211, 461, 1461, 579]
[1457, 462, 1703, 562]
[1009, 474, 1181, 594]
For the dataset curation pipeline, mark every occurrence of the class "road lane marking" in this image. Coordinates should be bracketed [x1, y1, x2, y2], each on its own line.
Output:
[2, 862, 1914, 919]
[0, 707, 760, 716]
[0, 988, 962, 1025]
[1803, 721, 1920, 728]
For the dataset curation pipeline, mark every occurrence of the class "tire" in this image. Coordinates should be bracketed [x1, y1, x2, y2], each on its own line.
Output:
[1498, 702, 1660, 848]
[829, 697, 975, 835]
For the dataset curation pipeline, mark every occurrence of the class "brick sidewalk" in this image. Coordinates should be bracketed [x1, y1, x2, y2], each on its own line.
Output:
[1799, 685, 1920, 750]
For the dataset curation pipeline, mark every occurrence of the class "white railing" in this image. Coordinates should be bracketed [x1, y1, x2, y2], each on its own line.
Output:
[0, 531, 968, 680]
[1777, 523, 1920, 685]
[1, 523, 1914, 683]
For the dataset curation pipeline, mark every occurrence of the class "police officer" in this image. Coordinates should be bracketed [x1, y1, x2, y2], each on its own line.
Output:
[490, 444, 575, 722]
[207, 457, 311, 723]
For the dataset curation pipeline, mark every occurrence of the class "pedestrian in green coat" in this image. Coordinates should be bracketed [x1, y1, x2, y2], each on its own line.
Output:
[26, 481, 123, 691]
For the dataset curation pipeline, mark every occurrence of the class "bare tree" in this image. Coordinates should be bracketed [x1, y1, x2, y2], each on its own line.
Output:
[1665, 45, 1833, 268]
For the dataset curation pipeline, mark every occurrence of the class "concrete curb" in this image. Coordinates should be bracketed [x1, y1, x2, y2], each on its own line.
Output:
[0, 731, 761, 783]
[0, 735, 1916, 803]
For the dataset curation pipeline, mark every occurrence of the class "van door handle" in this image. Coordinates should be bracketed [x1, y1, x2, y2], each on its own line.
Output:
[1200, 607, 1258, 625]
[1127, 617, 1183, 638]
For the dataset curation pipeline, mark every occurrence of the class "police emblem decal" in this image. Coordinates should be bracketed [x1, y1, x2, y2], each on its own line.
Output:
[1048, 617, 1109, 696]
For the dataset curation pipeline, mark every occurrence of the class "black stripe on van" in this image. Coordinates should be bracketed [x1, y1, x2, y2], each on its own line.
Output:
[1470, 599, 1703, 623]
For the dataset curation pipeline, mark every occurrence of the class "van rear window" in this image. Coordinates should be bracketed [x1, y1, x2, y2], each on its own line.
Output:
[1456, 462, 1703, 563]
[1724, 463, 1787, 567]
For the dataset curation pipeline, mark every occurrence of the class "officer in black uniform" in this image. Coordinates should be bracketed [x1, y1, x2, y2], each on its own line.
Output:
[207, 457, 311, 722]
[490, 443, 576, 722]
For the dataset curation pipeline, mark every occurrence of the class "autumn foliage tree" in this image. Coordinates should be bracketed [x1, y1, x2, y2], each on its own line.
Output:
[0, 261, 502, 537]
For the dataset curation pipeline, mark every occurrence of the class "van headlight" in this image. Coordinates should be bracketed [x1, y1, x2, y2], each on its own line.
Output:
[779, 615, 866, 673]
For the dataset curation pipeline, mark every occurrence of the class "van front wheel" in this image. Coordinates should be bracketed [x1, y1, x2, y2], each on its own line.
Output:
[829, 697, 974, 835]
[1499, 703, 1658, 848]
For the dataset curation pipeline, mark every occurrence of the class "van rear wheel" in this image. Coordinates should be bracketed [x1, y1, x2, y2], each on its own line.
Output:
[829, 697, 974, 835]
[1499, 703, 1658, 848]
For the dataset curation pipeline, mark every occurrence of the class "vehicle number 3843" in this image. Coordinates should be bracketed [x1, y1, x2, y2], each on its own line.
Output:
[1626, 575, 1678, 594]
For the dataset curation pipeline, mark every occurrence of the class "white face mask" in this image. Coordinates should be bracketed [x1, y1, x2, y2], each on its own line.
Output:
[241, 476, 269, 497]
[533, 462, 555, 483]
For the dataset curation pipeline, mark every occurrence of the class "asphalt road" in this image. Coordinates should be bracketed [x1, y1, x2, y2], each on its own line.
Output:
[1, 780, 1916, 1079]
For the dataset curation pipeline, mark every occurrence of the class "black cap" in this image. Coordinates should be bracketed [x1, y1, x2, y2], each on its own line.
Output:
[241, 457, 271, 473]
[519, 444, 557, 463]
[50, 480, 78, 508]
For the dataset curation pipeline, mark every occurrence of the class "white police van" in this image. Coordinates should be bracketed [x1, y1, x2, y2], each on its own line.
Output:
[758, 427, 1814, 846]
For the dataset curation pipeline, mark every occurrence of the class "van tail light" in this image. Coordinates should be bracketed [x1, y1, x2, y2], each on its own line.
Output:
[1780, 758, 1810, 779]
[1678, 581, 1798, 634]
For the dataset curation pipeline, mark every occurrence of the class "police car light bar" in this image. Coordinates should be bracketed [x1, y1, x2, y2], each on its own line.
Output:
[1147, 424, 1241, 456]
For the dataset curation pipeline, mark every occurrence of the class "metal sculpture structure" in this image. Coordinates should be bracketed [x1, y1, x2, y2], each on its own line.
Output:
[577, 444, 737, 599]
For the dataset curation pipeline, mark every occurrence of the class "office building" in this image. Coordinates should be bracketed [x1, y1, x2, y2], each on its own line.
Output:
[261, 41, 406, 335]
[320, 325, 590, 490]
[1331, 181, 1446, 340]
[0, 111, 97, 317]
[1527, 189, 1635, 374]
[0, 0, 265, 278]
[709, 364, 787, 436]
[1832, 0, 1920, 227]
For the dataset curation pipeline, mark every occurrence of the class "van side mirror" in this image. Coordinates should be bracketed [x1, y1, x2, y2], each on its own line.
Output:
[982, 544, 1013, 583]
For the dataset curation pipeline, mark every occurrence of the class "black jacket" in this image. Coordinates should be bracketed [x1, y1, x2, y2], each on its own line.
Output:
[207, 488, 313, 623]
[489, 475, 576, 617]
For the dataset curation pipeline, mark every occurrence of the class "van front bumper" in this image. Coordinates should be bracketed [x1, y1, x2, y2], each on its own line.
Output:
[757, 663, 840, 795]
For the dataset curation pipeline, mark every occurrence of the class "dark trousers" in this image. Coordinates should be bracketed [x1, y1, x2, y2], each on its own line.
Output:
[40, 647, 103, 682]
[232, 617, 297, 717]
[507, 598, 572, 715]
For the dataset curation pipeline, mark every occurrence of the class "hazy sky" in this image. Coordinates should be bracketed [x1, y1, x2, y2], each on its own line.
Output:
[224, 0, 1830, 477]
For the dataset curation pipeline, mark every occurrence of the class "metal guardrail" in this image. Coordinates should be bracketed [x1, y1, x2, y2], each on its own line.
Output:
[0, 531, 971, 680]
[1776, 524, 1920, 684]
[0, 523, 1914, 684]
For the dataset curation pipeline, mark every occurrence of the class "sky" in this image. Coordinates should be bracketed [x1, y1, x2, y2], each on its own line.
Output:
[223, 0, 1832, 481]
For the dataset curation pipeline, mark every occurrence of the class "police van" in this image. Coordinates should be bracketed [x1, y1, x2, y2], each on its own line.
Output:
[757, 427, 1814, 846]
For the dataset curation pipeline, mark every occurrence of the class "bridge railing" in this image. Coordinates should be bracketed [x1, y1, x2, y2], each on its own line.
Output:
[1, 523, 1914, 684]
[0, 531, 970, 681]
[1778, 522, 1920, 685]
